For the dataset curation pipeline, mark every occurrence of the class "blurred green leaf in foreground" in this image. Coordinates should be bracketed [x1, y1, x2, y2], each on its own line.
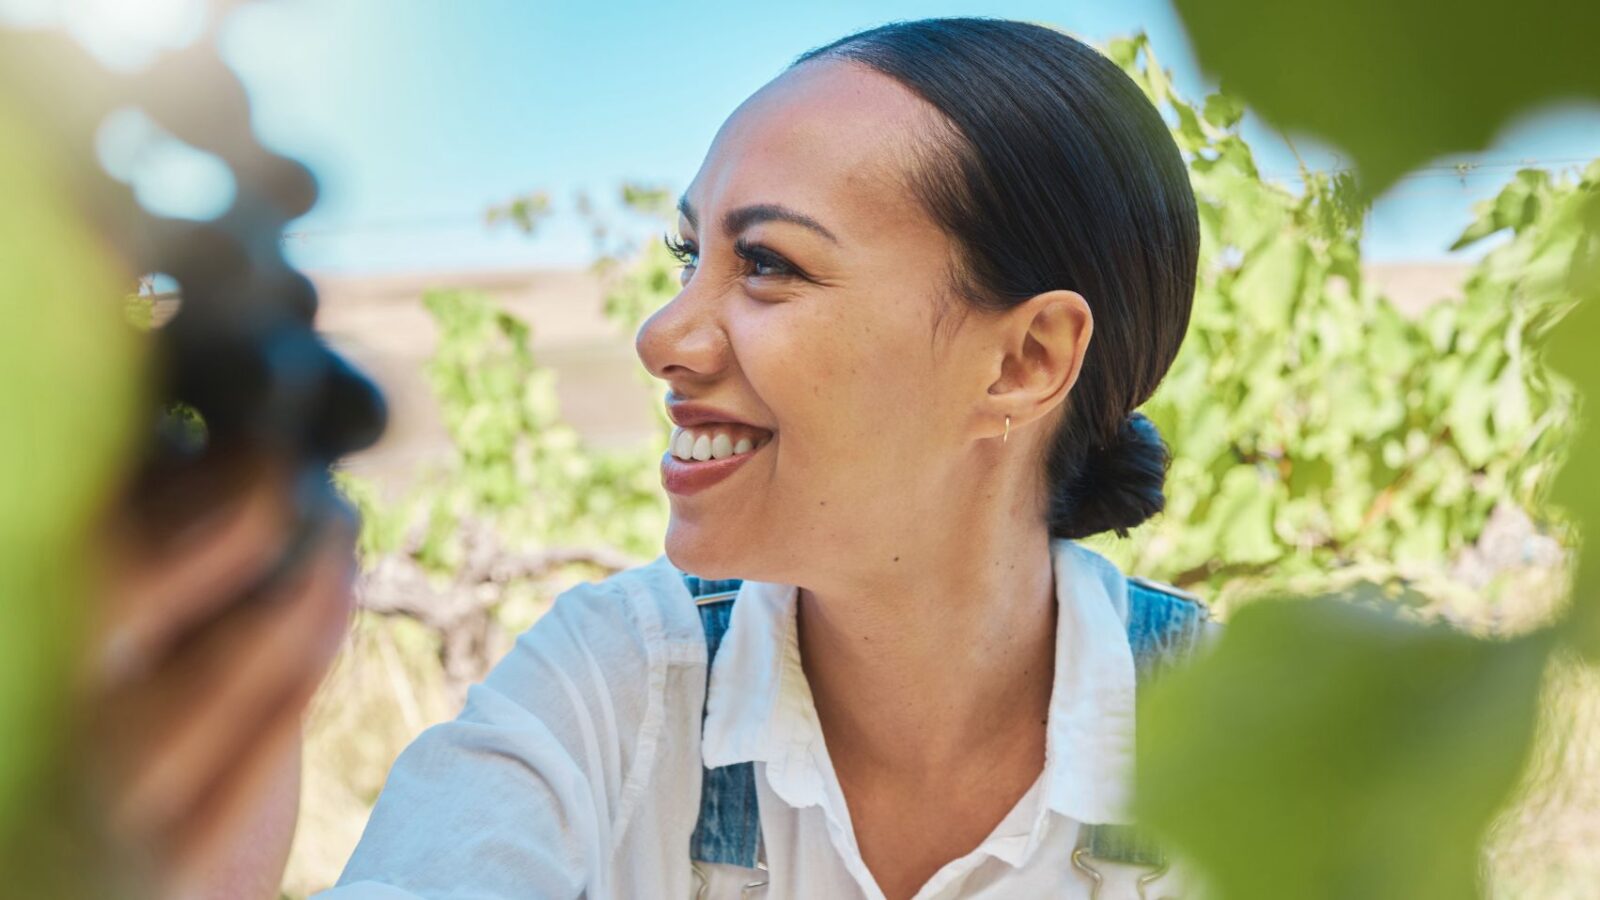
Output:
[1127, 3, 1600, 897]
[0, 81, 144, 887]
[1171, 0, 1600, 197]
[1140, 597, 1553, 899]
[1538, 185, 1600, 654]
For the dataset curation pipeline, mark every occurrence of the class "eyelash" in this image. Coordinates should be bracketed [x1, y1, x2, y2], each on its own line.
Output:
[662, 233, 803, 280]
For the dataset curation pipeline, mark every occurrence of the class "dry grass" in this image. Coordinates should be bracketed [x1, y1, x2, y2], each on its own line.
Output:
[281, 613, 463, 898]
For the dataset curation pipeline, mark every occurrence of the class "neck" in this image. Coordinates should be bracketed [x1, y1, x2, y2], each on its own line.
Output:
[796, 488, 1058, 782]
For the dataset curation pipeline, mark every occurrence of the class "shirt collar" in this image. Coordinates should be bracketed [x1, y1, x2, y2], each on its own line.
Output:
[700, 538, 1139, 827]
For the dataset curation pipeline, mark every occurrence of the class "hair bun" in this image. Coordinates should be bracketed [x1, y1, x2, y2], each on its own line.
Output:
[1050, 410, 1169, 540]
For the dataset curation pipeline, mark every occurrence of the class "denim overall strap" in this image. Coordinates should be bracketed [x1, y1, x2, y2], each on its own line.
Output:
[685, 575, 764, 869]
[1077, 575, 1211, 871]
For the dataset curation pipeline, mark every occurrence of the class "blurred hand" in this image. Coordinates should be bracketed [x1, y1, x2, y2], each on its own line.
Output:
[79, 453, 359, 899]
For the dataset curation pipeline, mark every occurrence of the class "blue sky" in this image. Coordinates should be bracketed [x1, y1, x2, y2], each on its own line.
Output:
[17, 0, 1600, 273]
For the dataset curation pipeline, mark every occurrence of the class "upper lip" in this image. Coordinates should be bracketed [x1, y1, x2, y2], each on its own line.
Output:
[666, 401, 771, 432]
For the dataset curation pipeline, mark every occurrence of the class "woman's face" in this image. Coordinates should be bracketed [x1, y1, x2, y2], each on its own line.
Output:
[635, 58, 1067, 586]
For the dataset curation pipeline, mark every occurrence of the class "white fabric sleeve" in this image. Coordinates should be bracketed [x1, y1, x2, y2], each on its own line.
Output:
[313, 577, 659, 900]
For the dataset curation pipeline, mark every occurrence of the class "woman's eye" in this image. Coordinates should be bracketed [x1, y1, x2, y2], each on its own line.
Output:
[663, 234, 698, 283]
[663, 234, 698, 266]
[734, 239, 800, 279]
[663, 233, 804, 284]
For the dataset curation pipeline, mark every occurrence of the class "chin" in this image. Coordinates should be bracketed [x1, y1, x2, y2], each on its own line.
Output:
[662, 514, 754, 581]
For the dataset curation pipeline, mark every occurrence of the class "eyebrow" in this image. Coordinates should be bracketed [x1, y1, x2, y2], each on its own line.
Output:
[677, 194, 839, 244]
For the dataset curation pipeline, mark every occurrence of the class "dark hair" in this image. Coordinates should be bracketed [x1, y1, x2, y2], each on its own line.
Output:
[794, 18, 1198, 540]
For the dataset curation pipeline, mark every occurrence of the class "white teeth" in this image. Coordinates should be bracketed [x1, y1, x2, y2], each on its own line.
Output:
[672, 428, 695, 460]
[670, 426, 768, 462]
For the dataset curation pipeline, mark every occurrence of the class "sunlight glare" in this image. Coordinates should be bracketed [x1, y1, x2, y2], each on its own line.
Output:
[96, 105, 238, 220]
[0, 0, 208, 70]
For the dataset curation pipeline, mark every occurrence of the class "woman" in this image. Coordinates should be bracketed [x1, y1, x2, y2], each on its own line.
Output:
[86, 14, 1203, 900]
[313, 17, 1205, 899]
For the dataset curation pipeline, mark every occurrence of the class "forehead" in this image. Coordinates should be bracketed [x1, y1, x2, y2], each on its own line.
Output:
[684, 58, 939, 235]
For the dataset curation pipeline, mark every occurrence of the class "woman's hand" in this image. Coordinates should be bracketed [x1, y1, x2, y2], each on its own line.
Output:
[80, 453, 360, 899]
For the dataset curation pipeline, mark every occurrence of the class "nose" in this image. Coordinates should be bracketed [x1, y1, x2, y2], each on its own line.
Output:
[635, 285, 731, 386]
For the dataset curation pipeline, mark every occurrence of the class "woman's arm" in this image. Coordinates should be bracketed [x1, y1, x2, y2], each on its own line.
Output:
[313, 577, 667, 900]
[321, 682, 602, 899]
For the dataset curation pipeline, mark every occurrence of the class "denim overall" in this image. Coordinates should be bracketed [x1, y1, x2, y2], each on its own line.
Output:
[681, 572, 1212, 898]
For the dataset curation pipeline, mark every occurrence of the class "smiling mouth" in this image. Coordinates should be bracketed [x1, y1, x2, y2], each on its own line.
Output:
[668, 424, 774, 462]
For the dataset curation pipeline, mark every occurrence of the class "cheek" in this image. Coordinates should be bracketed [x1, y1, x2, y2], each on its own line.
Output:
[735, 299, 947, 468]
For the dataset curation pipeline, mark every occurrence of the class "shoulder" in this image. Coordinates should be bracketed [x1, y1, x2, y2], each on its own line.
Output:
[556, 552, 705, 642]
[1059, 538, 1209, 616]
[471, 555, 710, 755]
[1057, 539, 1217, 671]
[1124, 574, 1210, 628]
[471, 553, 708, 826]
[328, 557, 709, 895]
[488, 554, 706, 690]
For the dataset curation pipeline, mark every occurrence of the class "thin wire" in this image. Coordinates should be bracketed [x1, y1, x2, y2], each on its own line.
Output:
[284, 214, 489, 239]
[1260, 155, 1597, 184]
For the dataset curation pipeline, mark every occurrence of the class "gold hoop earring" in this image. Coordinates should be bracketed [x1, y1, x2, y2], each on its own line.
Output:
[1003, 416, 1010, 444]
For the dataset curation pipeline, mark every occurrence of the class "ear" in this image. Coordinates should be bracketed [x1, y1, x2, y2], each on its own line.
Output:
[983, 289, 1092, 438]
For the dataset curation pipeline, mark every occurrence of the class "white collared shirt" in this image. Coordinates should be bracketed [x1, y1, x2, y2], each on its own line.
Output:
[321, 539, 1191, 899]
